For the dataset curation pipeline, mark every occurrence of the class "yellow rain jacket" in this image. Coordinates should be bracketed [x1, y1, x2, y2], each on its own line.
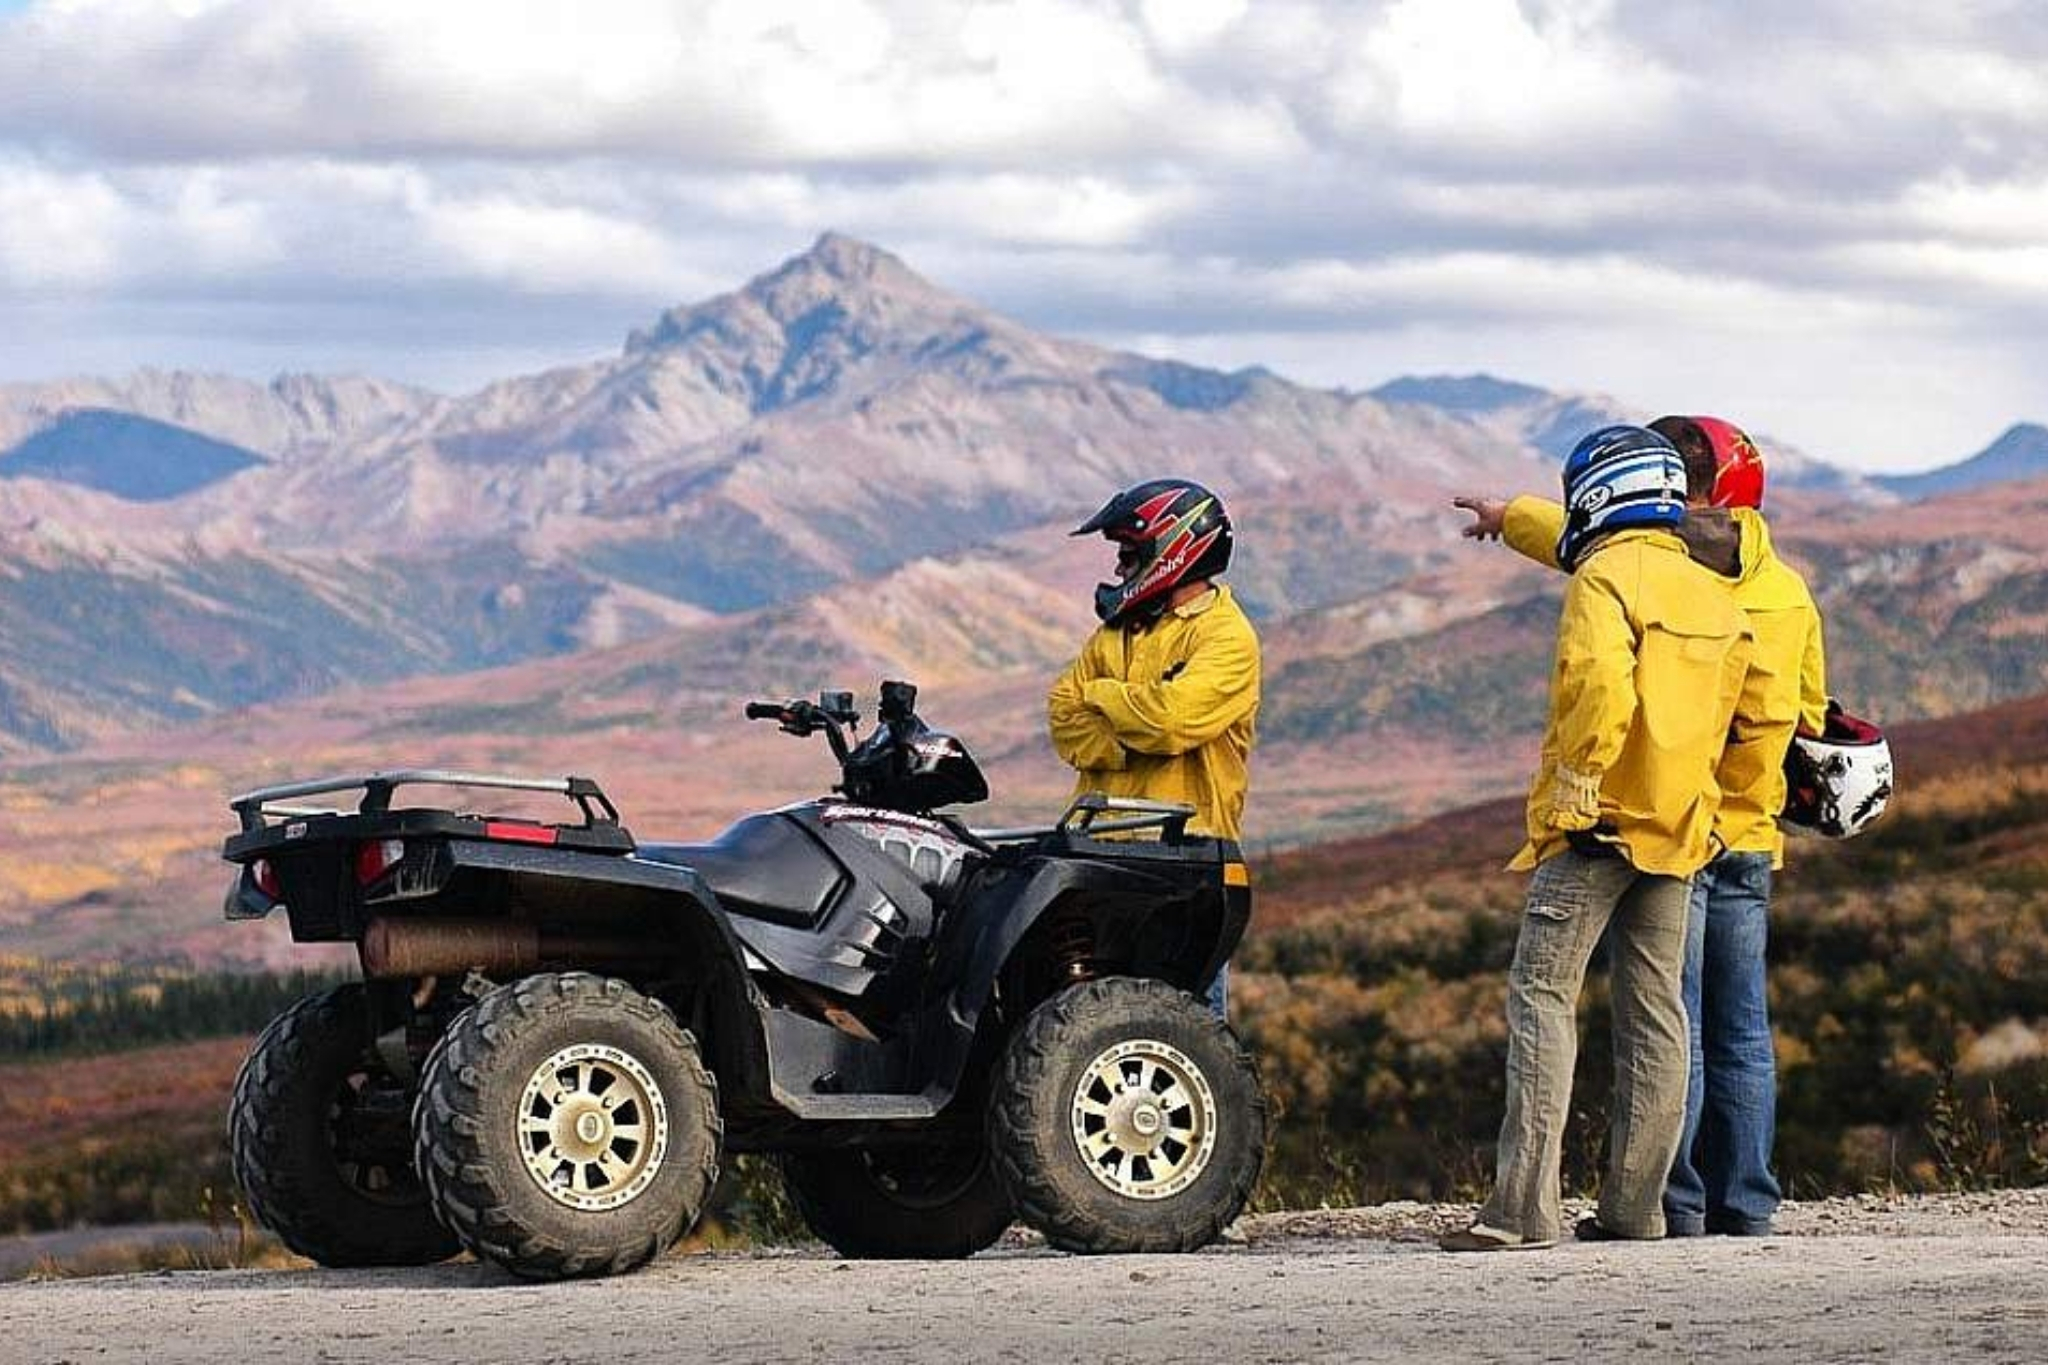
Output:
[1508, 527, 1763, 877]
[1503, 498, 1827, 864]
[1047, 585, 1260, 840]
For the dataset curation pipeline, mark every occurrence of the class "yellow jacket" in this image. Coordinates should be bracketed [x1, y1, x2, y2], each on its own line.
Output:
[1047, 585, 1261, 840]
[1508, 528, 1762, 877]
[1503, 498, 1827, 864]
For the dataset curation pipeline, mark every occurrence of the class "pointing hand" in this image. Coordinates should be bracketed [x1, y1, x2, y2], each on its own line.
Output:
[1452, 496, 1508, 541]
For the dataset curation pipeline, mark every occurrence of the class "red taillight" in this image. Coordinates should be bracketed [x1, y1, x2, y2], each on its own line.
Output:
[484, 821, 558, 846]
[253, 859, 281, 899]
[355, 838, 407, 885]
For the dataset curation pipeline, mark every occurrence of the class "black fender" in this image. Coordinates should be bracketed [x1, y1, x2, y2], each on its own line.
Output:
[952, 859, 1190, 1019]
[441, 841, 775, 1109]
[912, 853, 1235, 1102]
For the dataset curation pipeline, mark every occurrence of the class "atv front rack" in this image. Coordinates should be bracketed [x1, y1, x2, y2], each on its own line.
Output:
[973, 793, 1197, 845]
[230, 769, 621, 834]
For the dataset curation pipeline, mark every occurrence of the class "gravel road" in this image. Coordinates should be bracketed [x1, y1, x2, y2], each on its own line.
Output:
[5, 1192, 2044, 1364]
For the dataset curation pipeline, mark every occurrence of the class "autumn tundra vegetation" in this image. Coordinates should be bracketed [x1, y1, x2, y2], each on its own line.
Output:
[3, 699, 2045, 1246]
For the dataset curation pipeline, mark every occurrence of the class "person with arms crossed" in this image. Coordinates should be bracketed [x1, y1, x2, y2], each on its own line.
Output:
[1048, 478, 1260, 1018]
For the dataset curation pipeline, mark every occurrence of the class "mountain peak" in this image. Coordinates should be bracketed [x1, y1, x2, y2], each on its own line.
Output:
[627, 233, 956, 354]
[795, 231, 917, 286]
[621, 233, 1002, 415]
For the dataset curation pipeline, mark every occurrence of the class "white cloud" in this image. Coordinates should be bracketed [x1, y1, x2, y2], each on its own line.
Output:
[0, 161, 128, 286]
[413, 194, 695, 295]
[0, 0, 2043, 468]
[0, 0, 1298, 166]
[1358, 0, 1674, 151]
[1138, 0, 1247, 54]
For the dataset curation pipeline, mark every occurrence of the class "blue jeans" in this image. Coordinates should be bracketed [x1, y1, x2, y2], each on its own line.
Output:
[1206, 963, 1229, 1020]
[1664, 850, 1781, 1235]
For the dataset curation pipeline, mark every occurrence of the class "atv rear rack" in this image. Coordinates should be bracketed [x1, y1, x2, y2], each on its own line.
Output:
[230, 769, 621, 834]
[973, 793, 1197, 845]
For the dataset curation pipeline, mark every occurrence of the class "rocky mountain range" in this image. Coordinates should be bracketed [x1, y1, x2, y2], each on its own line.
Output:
[0, 233, 1569, 753]
[0, 232, 2040, 758]
[4, 232, 2048, 963]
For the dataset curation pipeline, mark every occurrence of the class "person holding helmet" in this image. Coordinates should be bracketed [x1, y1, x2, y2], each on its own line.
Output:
[1453, 414, 1831, 1238]
[1048, 478, 1261, 1017]
[1440, 425, 1767, 1251]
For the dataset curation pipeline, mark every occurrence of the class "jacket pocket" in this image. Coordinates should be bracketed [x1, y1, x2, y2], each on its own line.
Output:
[1635, 613, 1738, 752]
[1526, 856, 1591, 922]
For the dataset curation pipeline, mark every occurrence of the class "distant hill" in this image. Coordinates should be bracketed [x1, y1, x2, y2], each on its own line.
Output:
[1, 409, 266, 500]
[1877, 423, 2048, 501]
[1370, 371, 1895, 489]
[0, 370, 437, 457]
[1369, 373, 1550, 414]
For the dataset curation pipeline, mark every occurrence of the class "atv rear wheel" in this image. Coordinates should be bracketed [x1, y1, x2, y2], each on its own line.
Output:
[412, 972, 721, 1280]
[989, 976, 1266, 1253]
[782, 1140, 1012, 1258]
[229, 984, 459, 1267]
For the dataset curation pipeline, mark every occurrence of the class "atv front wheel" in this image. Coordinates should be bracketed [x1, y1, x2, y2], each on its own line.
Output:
[229, 984, 459, 1267]
[412, 973, 722, 1280]
[782, 1141, 1012, 1258]
[989, 976, 1266, 1253]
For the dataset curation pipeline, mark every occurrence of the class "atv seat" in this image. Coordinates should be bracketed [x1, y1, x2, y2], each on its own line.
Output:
[634, 814, 845, 931]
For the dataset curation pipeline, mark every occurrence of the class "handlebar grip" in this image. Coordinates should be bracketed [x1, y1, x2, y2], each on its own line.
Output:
[744, 702, 785, 721]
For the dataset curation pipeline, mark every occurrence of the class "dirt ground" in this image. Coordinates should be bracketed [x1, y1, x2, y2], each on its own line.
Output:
[4, 1192, 2045, 1364]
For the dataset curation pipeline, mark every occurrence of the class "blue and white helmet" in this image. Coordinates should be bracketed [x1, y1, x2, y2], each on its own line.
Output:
[1557, 425, 1688, 567]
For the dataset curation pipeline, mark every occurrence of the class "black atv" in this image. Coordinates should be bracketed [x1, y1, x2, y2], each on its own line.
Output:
[221, 680, 1265, 1279]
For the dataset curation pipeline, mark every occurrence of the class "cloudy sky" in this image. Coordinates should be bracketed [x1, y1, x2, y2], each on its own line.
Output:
[2, 0, 2043, 471]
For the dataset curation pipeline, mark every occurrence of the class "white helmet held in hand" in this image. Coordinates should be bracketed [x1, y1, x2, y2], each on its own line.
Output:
[1783, 701, 1893, 839]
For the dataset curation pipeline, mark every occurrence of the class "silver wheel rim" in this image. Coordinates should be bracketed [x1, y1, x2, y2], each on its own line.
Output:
[517, 1043, 670, 1211]
[1069, 1037, 1217, 1200]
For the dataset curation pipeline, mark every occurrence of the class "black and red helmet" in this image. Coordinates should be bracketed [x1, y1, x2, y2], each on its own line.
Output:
[1072, 478, 1233, 625]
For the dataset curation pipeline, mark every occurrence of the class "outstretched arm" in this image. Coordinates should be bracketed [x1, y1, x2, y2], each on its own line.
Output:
[1453, 495, 1566, 571]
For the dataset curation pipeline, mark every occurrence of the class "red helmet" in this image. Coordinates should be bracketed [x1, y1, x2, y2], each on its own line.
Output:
[1687, 415, 1766, 510]
[1072, 478, 1233, 625]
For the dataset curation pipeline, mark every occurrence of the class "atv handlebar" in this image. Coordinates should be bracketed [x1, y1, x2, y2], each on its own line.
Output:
[745, 697, 855, 765]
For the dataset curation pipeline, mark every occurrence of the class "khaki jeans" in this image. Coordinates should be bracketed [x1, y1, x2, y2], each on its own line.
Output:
[1477, 850, 1692, 1241]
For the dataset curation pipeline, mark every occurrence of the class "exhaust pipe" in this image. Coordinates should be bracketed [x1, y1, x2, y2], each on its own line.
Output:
[359, 917, 647, 978]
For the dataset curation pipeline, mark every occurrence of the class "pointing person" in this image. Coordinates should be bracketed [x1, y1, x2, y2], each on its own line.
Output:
[1455, 415, 1823, 1237]
[1441, 426, 1766, 1250]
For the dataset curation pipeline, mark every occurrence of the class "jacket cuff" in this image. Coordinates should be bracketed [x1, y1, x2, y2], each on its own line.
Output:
[1545, 764, 1602, 830]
